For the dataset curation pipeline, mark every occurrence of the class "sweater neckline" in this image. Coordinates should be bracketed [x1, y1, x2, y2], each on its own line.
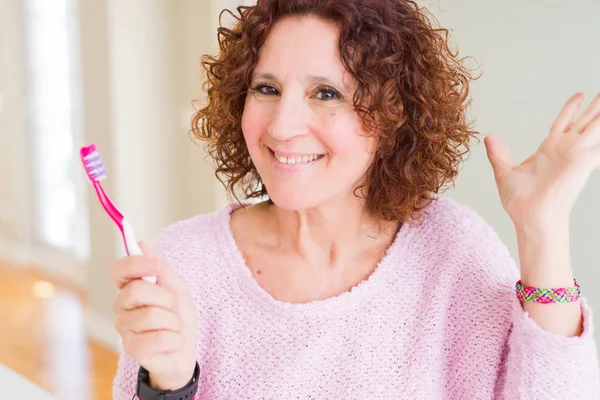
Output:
[215, 202, 415, 316]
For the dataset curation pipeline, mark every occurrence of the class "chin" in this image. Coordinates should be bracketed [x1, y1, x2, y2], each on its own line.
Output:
[266, 188, 323, 211]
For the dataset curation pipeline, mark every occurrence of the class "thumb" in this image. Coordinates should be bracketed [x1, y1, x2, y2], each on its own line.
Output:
[484, 135, 513, 182]
[138, 241, 183, 289]
[138, 241, 158, 257]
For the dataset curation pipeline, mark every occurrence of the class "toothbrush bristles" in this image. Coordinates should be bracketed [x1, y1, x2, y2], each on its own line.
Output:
[83, 151, 107, 181]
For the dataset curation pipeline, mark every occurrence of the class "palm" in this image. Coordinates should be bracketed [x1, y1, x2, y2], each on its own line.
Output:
[485, 92, 600, 227]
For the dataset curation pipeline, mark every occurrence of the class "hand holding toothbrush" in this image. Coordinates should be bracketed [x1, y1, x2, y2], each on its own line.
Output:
[80, 144, 198, 390]
[109, 242, 199, 391]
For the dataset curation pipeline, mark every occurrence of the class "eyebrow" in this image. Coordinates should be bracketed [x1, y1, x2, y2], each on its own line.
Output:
[252, 72, 345, 89]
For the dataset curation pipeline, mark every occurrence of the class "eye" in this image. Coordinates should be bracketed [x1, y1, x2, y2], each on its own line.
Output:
[315, 86, 342, 101]
[250, 83, 280, 96]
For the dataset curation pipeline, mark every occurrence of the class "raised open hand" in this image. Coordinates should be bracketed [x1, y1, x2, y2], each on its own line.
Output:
[484, 92, 600, 228]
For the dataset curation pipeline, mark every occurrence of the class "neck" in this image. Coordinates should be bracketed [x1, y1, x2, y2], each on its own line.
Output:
[262, 197, 398, 267]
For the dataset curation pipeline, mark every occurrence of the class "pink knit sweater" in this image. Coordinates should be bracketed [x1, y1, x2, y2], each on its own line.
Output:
[113, 197, 600, 399]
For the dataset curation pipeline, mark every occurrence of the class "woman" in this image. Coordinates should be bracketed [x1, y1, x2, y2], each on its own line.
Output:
[112, 0, 600, 399]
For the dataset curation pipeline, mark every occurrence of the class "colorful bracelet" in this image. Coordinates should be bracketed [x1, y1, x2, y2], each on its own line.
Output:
[515, 279, 580, 304]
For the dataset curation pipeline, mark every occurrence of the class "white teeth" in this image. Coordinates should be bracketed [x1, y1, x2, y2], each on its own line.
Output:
[274, 152, 322, 165]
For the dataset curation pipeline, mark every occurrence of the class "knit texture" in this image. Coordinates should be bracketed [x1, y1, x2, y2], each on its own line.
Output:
[113, 197, 600, 399]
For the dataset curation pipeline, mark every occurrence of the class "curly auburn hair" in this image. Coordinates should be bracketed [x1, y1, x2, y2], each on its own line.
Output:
[192, 0, 480, 223]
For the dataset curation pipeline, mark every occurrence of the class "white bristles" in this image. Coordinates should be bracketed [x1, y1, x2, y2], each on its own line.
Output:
[83, 151, 107, 181]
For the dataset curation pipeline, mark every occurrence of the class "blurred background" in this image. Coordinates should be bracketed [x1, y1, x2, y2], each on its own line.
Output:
[0, 0, 598, 399]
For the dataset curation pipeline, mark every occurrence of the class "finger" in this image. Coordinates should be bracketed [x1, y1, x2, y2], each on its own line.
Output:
[121, 330, 184, 359]
[139, 242, 186, 291]
[109, 256, 163, 290]
[572, 92, 600, 134]
[115, 306, 181, 334]
[137, 241, 184, 289]
[139, 241, 160, 258]
[550, 92, 586, 134]
[583, 117, 600, 142]
[484, 135, 514, 181]
[114, 279, 177, 312]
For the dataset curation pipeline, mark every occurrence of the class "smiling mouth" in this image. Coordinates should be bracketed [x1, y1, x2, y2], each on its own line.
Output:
[269, 149, 325, 165]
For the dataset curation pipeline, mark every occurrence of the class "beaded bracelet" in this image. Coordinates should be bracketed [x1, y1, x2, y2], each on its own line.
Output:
[515, 279, 580, 304]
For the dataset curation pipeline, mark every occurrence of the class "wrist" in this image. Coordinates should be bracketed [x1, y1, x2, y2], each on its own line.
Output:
[514, 219, 573, 288]
[514, 217, 569, 238]
[149, 363, 197, 391]
[138, 361, 200, 400]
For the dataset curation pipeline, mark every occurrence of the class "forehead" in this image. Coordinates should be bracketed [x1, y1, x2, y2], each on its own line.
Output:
[254, 15, 348, 83]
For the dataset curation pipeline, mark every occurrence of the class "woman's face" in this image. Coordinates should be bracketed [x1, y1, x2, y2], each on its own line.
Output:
[242, 15, 377, 210]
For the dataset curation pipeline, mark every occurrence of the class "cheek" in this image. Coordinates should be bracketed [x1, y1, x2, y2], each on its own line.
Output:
[241, 102, 265, 145]
[323, 112, 374, 160]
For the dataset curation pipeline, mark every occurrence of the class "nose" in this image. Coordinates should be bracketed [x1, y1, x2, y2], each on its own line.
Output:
[267, 91, 310, 141]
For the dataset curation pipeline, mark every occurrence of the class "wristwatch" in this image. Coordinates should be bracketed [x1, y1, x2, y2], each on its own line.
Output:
[136, 362, 200, 400]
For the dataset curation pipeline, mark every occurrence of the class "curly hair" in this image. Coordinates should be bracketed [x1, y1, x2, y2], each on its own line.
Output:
[191, 0, 480, 223]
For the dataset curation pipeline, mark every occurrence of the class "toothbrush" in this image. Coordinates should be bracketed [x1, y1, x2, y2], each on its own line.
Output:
[80, 144, 157, 284]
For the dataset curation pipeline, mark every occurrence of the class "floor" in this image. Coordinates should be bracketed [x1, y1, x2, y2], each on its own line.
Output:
[0, 261, 118, 400]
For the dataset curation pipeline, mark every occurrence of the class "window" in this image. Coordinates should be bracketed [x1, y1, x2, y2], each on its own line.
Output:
[23, 0, 88, 259]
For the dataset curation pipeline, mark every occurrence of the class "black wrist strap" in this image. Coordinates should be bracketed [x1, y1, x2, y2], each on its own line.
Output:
[136, 361, 200, 400]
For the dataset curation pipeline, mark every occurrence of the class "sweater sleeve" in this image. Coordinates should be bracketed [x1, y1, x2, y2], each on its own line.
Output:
[498, 294, 600, 398]
[470, 217, 600, 397]
[448, 199, 600, 398]
[112, 351, 138, 400]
